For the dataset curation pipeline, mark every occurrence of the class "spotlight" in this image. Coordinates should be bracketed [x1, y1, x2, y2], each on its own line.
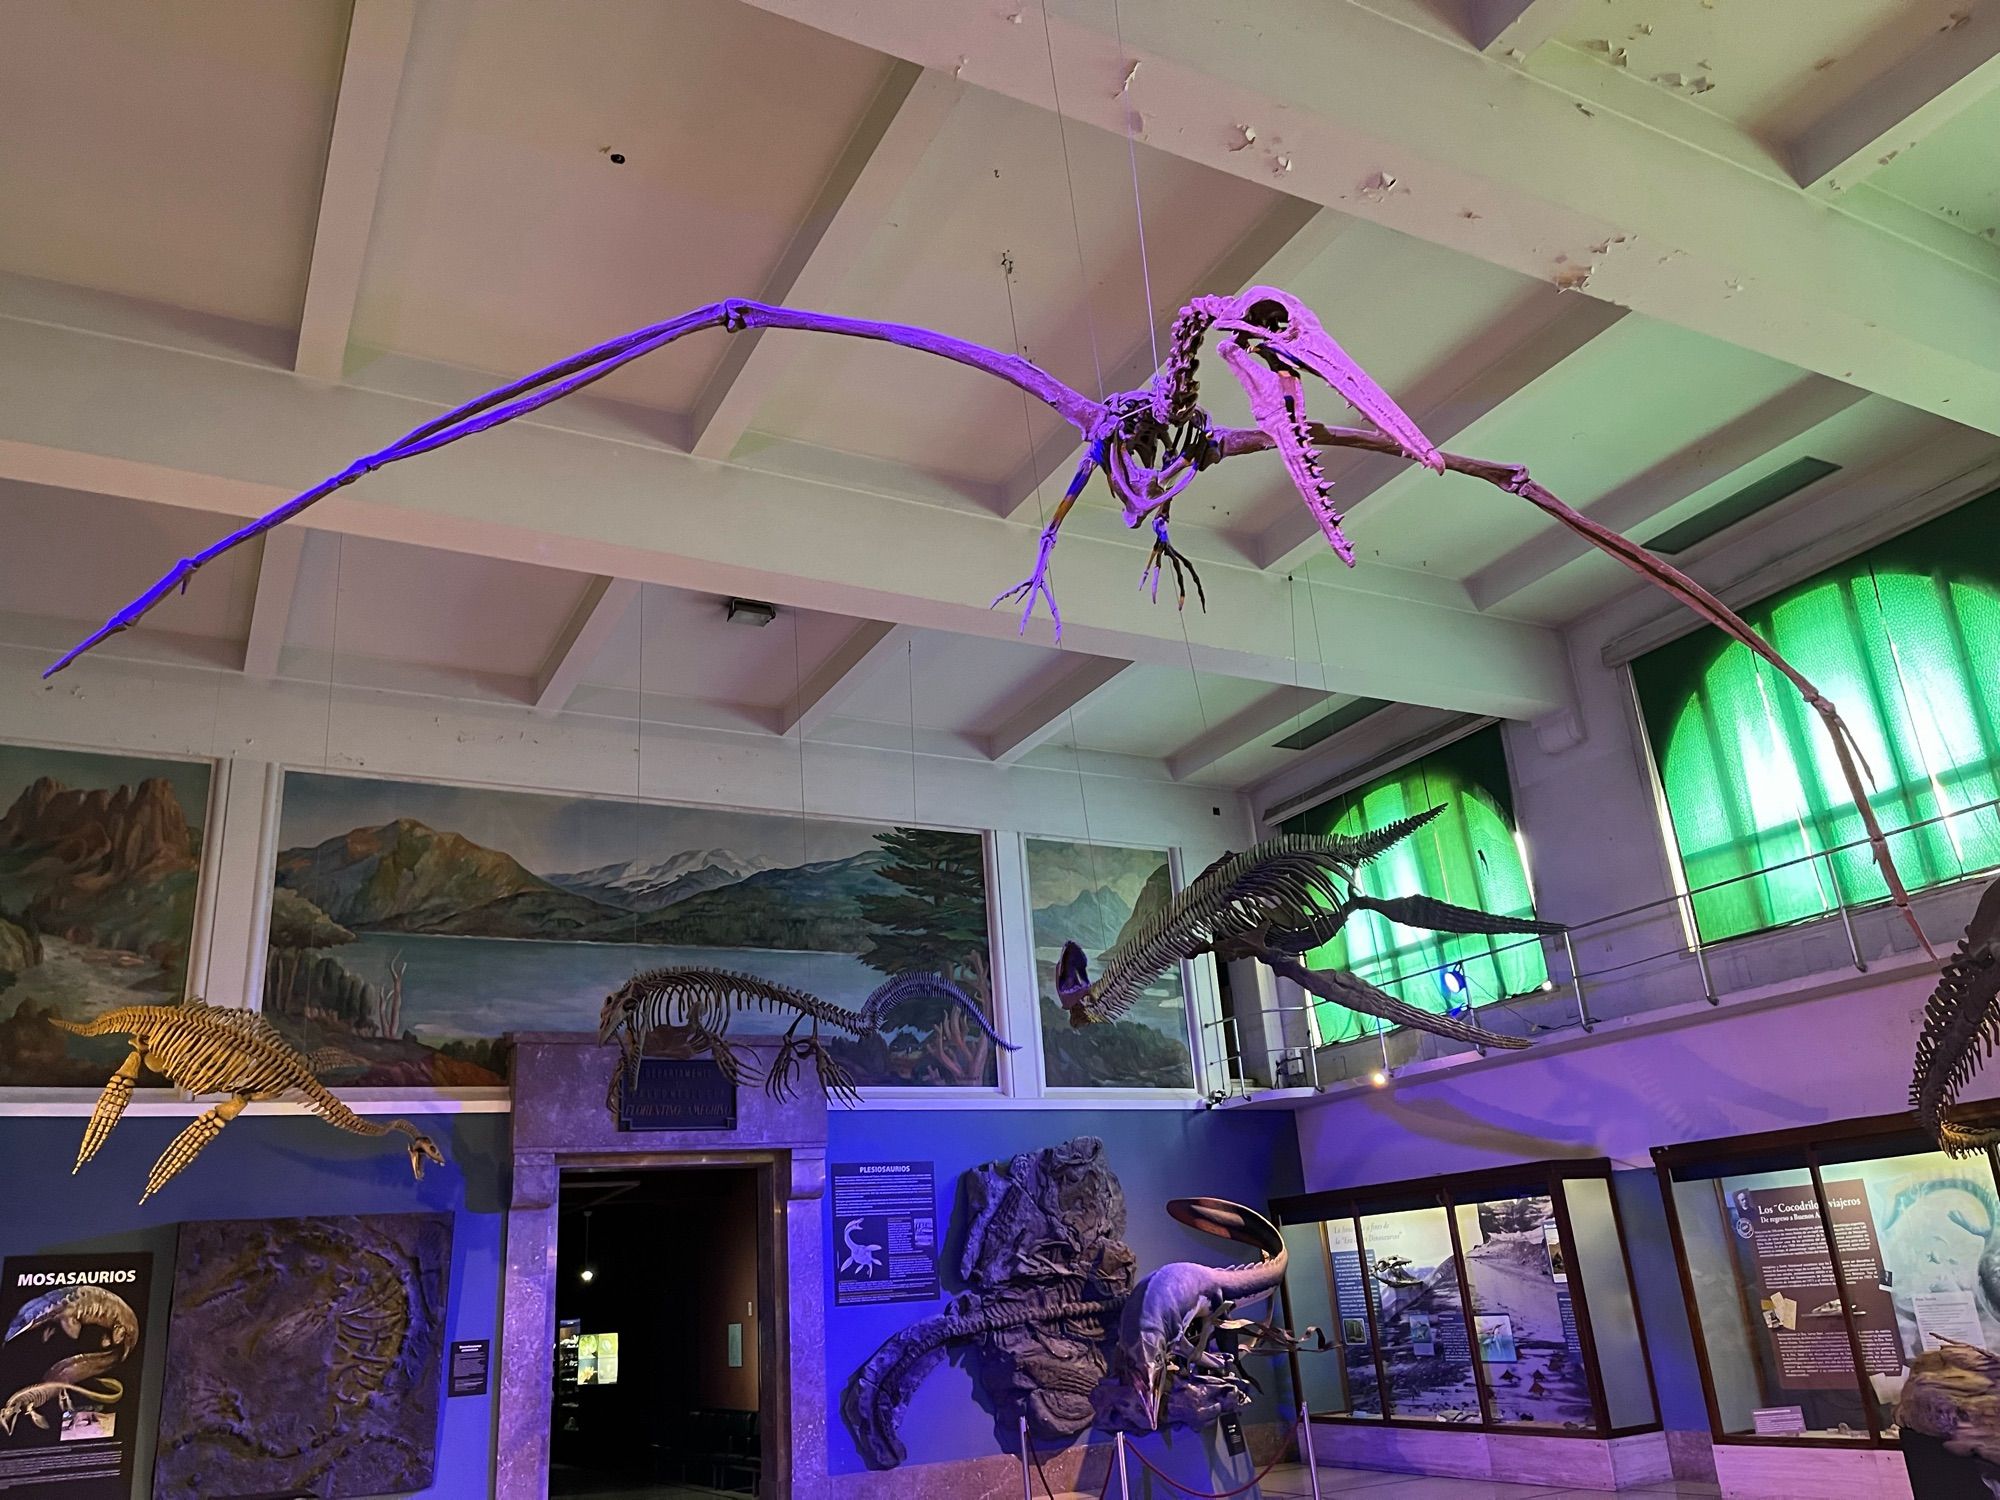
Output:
[1441, 964, 1468, 997]
[725, 597, 778, 627]
[1369, 1068, 1391, 1089]
[579, 1267, 595, 1283]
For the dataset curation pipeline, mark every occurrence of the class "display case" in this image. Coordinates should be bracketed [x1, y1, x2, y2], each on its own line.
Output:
[1272, 1159, 1660, 1439]
[1654, 1109, 2000, 1450]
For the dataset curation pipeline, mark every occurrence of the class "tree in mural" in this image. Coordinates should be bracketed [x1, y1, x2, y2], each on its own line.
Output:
[858, 828, 990, 995]
[851, 828, 996, 1085]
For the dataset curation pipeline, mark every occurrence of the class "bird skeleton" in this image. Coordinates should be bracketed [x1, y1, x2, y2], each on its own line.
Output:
[43, 288, 1925, 950]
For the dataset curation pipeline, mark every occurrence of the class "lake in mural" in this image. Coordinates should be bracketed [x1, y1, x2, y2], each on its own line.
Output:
[265, 773, 995, 1089]
[0, 742, 211, 1086]
[1025, 837, 1193, 1089]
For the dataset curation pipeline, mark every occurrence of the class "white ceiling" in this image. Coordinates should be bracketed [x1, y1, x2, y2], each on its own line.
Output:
[1, 0, 1997, 796]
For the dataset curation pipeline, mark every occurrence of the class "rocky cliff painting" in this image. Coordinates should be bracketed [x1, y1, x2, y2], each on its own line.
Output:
[1026, 838, 1193, 1089]
[0, 743, 210, 1087]
[153, 1212, 452, 1497]
[264, 772, 996, 1088]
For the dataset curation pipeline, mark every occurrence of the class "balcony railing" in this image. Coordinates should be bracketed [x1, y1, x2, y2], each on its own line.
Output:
[1198, 796, 1996, 1102]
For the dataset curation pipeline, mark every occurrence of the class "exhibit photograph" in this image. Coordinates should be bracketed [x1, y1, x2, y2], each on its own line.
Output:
[4, 2, 2000, 1497]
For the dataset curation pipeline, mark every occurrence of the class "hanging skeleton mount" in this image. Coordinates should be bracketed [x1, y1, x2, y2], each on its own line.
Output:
[1911, 878, 2000, 1154]
[1057, 808, 1561, 1053]
[41, 289, 1928, 951]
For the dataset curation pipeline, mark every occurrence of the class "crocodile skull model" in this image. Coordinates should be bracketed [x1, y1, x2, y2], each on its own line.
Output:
[40, 289, 1921, 947]
[598, 967, 1016, 1108]
[1057, 808, 1560, 1053]
[55, 1000, 443, 1201]
[1912, 878, 2000, 1154]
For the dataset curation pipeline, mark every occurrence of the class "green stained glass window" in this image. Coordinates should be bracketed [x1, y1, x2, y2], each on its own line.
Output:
[1280, 725, 1549, 1045]
[1633, 489, 2000, 943]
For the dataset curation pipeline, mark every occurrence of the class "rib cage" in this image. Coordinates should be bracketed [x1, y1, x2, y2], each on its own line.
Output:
[1073, 821, 1446, 1023]
[1912, 879, 2000, 1153]
[601, 968, 1013, 1106]
[53, 1001, 439, 1198]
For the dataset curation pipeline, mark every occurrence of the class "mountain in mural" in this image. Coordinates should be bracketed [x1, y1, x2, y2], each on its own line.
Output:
[0, 775, 201, 967]
[1031, 884, 1135, 944]
[546, 849, 772, 911]
[0, 755, 211, 1088]
[275, 819, 612, 936]
[275, 821, 901, 952]
[640, 853, 897, 950]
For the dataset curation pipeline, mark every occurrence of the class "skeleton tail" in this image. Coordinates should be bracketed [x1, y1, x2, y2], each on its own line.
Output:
[852, 973, 1020, 1050]
[45, 1349, 125, 1387]
[844, 1296, 1123, 1468]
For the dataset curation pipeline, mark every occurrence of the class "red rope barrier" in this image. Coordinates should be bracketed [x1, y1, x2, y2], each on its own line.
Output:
[1125, 1440, 1290, 1498]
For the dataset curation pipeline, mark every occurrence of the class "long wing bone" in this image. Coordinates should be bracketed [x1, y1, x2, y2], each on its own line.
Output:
[42, 292, 1925, 952]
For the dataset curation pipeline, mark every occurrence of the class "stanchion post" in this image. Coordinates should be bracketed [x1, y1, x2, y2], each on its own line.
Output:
[1296, 1409, 1322, 1500]
[1116, 1429, 1133, 1500]
[1021, 1415, 1033, 1500]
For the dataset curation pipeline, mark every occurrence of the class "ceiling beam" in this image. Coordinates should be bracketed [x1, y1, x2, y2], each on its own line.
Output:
[775, 619, 914, 737]
[1462, 0, 1582, 57]
[294, 0, 416, 381]
[739, 0, 2000, 438]
[1468, 377, 1870, 610]
[0, 280, 1571, 718]
[1785, 7, 2000, 192]
[241, 528, 307, 678]
[686, 64, 961, 461]
[1258, 294, 1628, 569]
[1167, 685, 1326, 782]
[1000, 200, 1343, 518]
[533, 576, 639, 714]
[983, 655, 1134, 765]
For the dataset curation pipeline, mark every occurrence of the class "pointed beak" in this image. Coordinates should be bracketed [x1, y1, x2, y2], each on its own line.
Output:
[1251, 335, 1444, 475]
[1212, 289, 1445, 473]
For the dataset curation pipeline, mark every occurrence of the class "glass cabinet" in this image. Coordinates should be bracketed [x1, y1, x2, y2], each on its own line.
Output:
[1655, 1111, 2000, 1448]
[1272, 1160, 1660, 1437]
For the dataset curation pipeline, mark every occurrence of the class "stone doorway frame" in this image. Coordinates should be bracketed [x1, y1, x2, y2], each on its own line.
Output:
[496, 1033, 829, 1500]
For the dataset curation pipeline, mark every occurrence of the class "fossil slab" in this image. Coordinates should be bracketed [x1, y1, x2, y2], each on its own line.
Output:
[153, 1211, 452, 1497]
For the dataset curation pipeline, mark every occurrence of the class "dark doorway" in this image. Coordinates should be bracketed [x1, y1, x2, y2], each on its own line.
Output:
[551, 1166, 767, 1499]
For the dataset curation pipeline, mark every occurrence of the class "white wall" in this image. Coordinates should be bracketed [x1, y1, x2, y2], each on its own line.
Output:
[0, 634, 1256, 1104]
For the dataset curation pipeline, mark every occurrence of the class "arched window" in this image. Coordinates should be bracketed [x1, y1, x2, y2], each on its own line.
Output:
[1281, 725, 1550, 1045]
[1634, 491, 2000, 943]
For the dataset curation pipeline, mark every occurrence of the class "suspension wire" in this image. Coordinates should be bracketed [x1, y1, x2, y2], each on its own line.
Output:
[1001, 255, 1102, 1020]
[1037, 0, 1107, 401]
[907, 637, 921, 826]
[322, 534, 343, 777]
[1110, 0, 1160, 371]
[634, 584, 645, 953]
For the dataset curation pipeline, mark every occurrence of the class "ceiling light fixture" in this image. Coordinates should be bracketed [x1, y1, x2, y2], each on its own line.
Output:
[725, 597, 777, 627]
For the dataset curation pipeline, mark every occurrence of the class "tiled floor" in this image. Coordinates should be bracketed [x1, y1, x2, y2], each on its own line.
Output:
[1258, 1463, 1723, 1499]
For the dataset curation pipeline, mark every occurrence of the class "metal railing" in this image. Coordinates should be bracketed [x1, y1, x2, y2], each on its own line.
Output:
[1201, 795, 2000, 1101]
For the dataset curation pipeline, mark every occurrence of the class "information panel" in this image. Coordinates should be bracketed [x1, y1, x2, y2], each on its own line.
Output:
[1738, 1179, 1899, 1387]
[833, 1161, 940, 1305]
[0, 1253, 150, 1500]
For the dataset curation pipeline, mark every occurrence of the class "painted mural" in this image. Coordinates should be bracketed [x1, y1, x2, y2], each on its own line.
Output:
[1025, 837, 1193, 1089]
[264, 772, 996, 1088]
[0, 743, 210, 1087]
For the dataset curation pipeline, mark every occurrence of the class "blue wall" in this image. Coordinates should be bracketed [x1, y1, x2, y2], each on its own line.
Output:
[1611, 1168, 1709, 1434]
[824, 1108, 1304, 1484]
[0, 1111, 506, 1500]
